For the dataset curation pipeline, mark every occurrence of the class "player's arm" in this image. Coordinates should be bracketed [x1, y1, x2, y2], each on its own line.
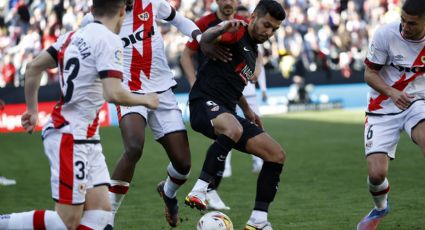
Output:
[364, 65, 412, 110]
[238, 95, 263, 129]
[200, 20, 247, 44]
[101, 77, 159, 109]
[158, 0, 202, 42]
[180, 46, 197, 87]
[22, 50, 57, 133]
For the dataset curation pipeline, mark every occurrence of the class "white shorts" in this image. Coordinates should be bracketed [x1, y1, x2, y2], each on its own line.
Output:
[364, 101, 425, 159]
[118, 88, 186, 140]
[42, 129, 110, 205]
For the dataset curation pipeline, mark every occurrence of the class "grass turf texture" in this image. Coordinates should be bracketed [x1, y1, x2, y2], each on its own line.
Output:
[1, 109, 425, 229]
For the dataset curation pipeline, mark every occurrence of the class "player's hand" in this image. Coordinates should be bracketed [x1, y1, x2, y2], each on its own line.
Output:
[389, 89, 413, 110]
[220, 19, 247, 33]
[143, 93, 159, 110]
[201, 43, 232, 62]
[244, 111, 263, 130]
[21, 111, 38, 133]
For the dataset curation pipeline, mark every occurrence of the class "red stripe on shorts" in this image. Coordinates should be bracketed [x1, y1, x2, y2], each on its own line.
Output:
[59, 134, 74, 204]
[33, 210, 46, 230]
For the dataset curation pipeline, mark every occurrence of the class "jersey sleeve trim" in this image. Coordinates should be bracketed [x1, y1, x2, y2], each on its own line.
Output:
[46, 46, 58, 65]
[99, 70, 123, 80]
[164, 7, 176, 21]
[364, 58, 384, 71]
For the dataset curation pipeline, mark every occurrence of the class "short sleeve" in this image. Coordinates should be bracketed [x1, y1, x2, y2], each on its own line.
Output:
[156, 0, 173, 20]
[47, 32, 73, 65]
[95, 35, 123, 79]
[365, 27, 388, 70]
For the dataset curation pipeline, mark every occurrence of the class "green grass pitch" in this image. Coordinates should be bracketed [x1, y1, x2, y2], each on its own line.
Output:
[1, 109, 425, 229]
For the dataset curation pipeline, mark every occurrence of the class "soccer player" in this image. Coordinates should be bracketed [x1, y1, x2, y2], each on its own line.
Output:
[184, 0, 286, 229]
[357, 0, 425, 229]
[180, 0, 244, 211]
[101, 0, 202, 227]
[0, 0, 159, 229]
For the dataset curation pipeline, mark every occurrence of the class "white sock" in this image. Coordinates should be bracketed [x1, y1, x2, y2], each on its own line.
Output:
[249, 210, 268, 224]
[252, 155, 263, 166]
[164, 162, 190, 198]
[368, 177, 389, 210]
[192, 179, 209, 192]
[108, 180, 130, 217]
[79, 210, 113, 229]
[3, 210, 66, 229]
[225, 151, 232, 171]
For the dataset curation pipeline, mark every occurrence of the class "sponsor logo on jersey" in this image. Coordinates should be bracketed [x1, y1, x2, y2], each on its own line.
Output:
[393, 54, 404, 61]
[390, 63, 425, 73]
[121, 26, 155, 48]
[138, 12, 150, 21]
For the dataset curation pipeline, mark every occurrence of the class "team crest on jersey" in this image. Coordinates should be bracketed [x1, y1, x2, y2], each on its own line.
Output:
[211, 106, 220, 112]
[421, 56, 425, 64]
[365, 140, 373, 150]
[78, 183, 86, 194]
[138, 12, 150, 21]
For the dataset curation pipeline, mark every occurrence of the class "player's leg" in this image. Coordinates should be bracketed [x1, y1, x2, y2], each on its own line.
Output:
[186, 99, 242, 211]
[109, 109, 147, 220]
[148, 89, 191, 227]
[79, 143, 113, 229]
[357, 115, 400, 230]
[246, 93, 264, 173]
[80, 186, 113, 229]
[156, 132, 191, 227]
[238, 127, 285, 229]
[0, 130, 87, 229]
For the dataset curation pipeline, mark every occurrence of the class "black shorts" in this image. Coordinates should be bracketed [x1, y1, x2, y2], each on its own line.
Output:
[189, 98, 264, 152]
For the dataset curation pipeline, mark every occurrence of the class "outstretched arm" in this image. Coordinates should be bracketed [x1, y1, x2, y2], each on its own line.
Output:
[200, 19, 247, 44]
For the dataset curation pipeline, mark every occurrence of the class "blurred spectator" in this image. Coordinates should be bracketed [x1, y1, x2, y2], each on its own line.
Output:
[287, 75, 312, 104]
[0, 0, 405, 89]
[0, 53, 15, 87]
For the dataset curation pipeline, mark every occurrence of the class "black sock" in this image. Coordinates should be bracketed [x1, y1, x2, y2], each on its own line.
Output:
[200, 135, 235, 184]
[254, 161, 283, 212]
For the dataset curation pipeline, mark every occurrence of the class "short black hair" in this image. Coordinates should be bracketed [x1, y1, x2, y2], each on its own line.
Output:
[92, 0, 125, 17]
[236, 5, 249, 13]
[253, 0, 286, 21]
[402, 0, 425, 17]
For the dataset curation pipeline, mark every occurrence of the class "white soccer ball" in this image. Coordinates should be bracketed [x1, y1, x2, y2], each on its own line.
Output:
[196, 211, 233, 230]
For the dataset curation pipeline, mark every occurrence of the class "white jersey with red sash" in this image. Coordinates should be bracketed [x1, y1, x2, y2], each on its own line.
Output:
[119, 0, 176, 93]
[365, 22, 425, 115]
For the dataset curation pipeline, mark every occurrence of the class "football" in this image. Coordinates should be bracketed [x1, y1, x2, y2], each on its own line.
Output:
[196, 211, 233, 230]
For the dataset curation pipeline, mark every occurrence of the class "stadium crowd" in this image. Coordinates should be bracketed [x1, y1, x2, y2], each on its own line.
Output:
[0, 0, 403, 88]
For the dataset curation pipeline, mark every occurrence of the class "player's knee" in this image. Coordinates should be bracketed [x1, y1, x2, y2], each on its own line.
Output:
[271, 147, 285, 164]
[124, 142, 144, 162]
[221, 126, 243, 142]
[368, 173, 386, 185]
[60, 213, 81, 230]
